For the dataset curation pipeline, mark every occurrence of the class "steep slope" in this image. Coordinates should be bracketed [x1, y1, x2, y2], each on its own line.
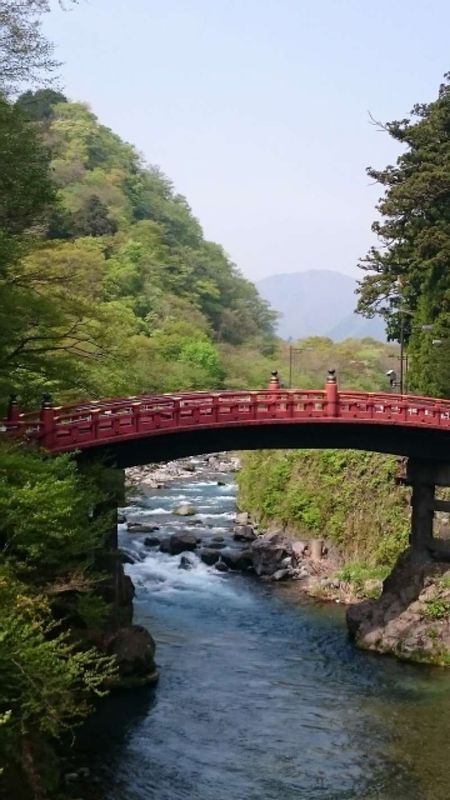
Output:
[257, 269, 385, 341]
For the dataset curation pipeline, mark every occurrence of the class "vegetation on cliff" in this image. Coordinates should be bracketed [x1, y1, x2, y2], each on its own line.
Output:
[237, 449, 409, 571]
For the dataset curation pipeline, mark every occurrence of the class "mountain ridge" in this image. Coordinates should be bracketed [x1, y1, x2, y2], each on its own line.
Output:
[256, 269, 386, 341]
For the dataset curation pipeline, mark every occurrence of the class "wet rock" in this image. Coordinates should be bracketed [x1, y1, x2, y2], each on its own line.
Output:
[106, 625, 158, 686]
[178, 555, 194, 570]
[214, 560, 229, 572]
[173, 503, 196, 516]
[217, 480, 226, 486]
[159, 531, 198, 555]
[200, 548, 222, 566]
[117, 513, 127, 524]
[212, 535, 225, 542]
[221, 549, 253, 571]
[272, 568, 290, 581]
[182, 462, 196, 472]
[235, 511, 250, 526]
[207, 540, 227, 549]
[127, 522, 160, 534]
[144, 535, 161, 547]
[233, 525, 256, 542]
[251, 531, 293, 576]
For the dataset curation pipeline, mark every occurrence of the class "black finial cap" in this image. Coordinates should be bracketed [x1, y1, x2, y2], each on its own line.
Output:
[41, 392, 53, 408]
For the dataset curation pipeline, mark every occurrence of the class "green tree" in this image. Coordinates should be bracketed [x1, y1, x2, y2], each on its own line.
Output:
[357, 74, 450, 396]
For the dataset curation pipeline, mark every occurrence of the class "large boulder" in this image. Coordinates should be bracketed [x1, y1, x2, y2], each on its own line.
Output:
[346, 551, 450, 665]
[159, 531, 198, 555]
[233, 525, 256, 542]
[172, 503, 196, 516]
[221, 548, 253, 571]
[251, 531, 293, 576]
[144, 535, 161, 547]
[200, 548, 222, 566]
[127, 522, 160, 534]
[105, 625, 159, 687]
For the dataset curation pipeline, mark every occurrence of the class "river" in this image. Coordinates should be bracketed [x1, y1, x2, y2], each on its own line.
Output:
[76, 457, 450, 800]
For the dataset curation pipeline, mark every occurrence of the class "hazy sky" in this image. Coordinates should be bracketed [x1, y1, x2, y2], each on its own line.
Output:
[44, 1, 450, 282]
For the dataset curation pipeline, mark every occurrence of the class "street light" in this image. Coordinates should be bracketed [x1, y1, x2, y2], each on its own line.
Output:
[287, 344, 314, 388]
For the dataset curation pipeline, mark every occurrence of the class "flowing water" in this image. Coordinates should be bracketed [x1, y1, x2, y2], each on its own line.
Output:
[77, 458, 450, 800]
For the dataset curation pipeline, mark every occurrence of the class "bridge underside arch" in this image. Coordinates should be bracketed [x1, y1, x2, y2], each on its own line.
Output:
[77, 421, 450, 468]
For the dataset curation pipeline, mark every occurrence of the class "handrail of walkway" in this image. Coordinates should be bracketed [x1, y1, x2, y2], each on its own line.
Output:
[2, 372, 450, 454]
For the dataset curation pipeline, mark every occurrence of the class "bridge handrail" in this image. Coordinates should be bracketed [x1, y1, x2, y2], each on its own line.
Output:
[3, 383, 450, 453]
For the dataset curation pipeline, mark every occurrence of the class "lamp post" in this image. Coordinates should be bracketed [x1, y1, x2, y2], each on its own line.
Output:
[287, 343, 312, 389]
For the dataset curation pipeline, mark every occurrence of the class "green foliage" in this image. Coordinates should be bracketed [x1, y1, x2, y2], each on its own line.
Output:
[424, 599, 450, 620]
[357, 73, 450, 397]
[0, 444, 107, 576]
[336, 563, 389, 586]
[0, 569, 116, 769]
[76, 593, 111, 629]
[0, 444, 118, 791]
[0, 94, 277, 407]
[238, 449, 410, 567]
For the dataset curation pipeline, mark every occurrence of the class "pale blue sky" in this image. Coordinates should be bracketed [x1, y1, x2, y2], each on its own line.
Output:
[44, 1, 450, 281]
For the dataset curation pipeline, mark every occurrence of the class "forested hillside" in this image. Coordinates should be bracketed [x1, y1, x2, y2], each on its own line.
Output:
[1, 90, 276, 407]
[0, 5, 279, 794]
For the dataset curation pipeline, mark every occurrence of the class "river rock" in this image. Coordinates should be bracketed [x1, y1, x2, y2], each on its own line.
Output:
[144, 535, 160, 547]
[251, 531, 293, 576]
[272, 568, 290, 581]
[173, 503, 196, 516]
[214, 560, 229, 572]
[159, 532, 198, 555]
[178, 555, 194, 570]
[235, 511, 250, 526]
[105, 625, 158, 686]
[200, 548, 222, 566]
[212, 535, 225, 543]
[127, 522, 160, 534]
[221, 549, 253, 571]
[233, 525, 256, 542]
[117, 513, 127, 524]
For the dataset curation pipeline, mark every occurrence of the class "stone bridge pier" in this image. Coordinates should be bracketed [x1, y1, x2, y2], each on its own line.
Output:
[407, 458, 450, 558]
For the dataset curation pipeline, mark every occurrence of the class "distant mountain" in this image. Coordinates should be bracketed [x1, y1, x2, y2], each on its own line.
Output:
[256, 269, 386, 341]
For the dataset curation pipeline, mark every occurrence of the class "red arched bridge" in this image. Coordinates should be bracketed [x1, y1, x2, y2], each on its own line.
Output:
[3, 372, 450, 468]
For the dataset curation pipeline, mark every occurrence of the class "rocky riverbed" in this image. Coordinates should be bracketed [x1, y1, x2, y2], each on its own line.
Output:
[122, 455, 352, 601]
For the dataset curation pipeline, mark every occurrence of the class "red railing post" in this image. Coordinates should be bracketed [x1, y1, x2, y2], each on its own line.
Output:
[40, 393, 55, 448]
[325, 369, 339, 417]
[91, 407, 100, 439]
[132, 402, 141, 433]
[268, 370, 281, 391]
[7, 394, 20, 424]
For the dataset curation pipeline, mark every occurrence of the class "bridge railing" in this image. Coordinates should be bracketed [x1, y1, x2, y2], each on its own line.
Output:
[3, 381, 450, 453]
